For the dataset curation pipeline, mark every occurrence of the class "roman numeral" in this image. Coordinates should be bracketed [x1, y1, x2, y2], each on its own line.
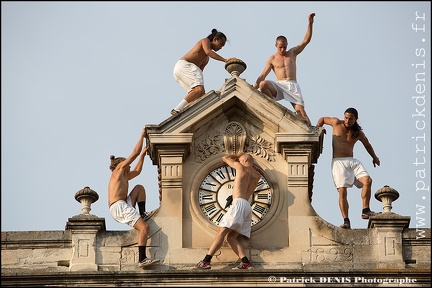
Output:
[255, 177, 270, 191]
[204, 181, 216, 187]
[214, 212, 225, 224]
[202, 203, 219, 218]
[252, 203, 269, 219]
[199, 191, 217, 205]
[200, 175, 221, 191]
[254, 190, 272, 204]
[215, 170, 226, 179]
[211, 167, 229, 184]
[227, 166, 236, 180]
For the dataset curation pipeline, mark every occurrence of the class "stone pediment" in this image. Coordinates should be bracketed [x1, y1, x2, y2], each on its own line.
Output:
[146, 74, 323, 165]
[149, 75, 314, 135]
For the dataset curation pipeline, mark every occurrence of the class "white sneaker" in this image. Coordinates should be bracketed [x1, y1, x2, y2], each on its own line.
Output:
[138, 257, 160, 268]
[170, 109, 180, 116]
[141, 211, 155, 221]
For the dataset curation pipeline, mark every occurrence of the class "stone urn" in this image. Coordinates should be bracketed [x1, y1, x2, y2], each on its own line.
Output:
[75, 186, 99, 214]
[225, 58, 247, 76]
[374, 185, 399, 213]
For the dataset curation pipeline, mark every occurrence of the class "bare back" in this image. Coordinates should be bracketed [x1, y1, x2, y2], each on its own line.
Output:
[107, 129, 147, 207]
[108, 166, 129, 206]
[223, 154, 261, 201]
[181, 39, 210, 70]
[232, 165, 261, 201]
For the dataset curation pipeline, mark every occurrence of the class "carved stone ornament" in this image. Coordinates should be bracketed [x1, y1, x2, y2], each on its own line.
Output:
[224, 58, 247, 76]
[194, 122, 275, 162]
[194, 132, 223, 163]
[223, 122, 246, 155]
[246, 131, 276, 162]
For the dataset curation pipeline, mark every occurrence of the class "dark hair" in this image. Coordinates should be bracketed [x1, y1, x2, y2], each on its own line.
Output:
[276, 35, 287, 43]
[207, 28, 227, 42]
[345, 107, 362, 138]
[109, 155, 126, 171]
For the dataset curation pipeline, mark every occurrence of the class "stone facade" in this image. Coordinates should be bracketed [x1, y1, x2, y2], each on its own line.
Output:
[2, 64, 430, 286]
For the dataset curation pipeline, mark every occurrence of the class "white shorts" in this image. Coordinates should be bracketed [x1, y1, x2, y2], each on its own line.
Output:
[219, 198, 252, 238]
[331, 157, 369, 189]
[173, 60, 204, 93]
[268, 79, 305, 106]
[109, 195, 141, 227]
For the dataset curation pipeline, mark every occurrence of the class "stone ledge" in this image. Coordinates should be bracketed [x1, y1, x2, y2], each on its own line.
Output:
[2, 268, 431, 287]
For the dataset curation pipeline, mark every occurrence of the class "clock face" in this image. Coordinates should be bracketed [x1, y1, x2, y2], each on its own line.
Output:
[198, 164, 272, 226]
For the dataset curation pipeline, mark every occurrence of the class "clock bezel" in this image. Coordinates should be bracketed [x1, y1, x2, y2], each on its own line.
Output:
[190, 157, 280, 234]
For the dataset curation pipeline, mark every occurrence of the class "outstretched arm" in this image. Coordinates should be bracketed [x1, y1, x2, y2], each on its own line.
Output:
[254, 56, 273, 89]
[359, 133, 380, 167]
[316, 116, 339, 134]
[117, 129, 145, 170]
[128, 129, 148, 179]
[201, 38, 227, 63]
[316, 116, 339, 127]
[292, 13, 315, 55]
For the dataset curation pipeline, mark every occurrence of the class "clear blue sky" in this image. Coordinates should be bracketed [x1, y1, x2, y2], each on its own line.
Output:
[2, 1, 430, 232]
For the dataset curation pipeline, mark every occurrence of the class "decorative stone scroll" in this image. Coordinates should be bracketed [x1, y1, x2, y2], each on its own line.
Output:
[194, 132, 223, 163]
[246, 132, 276, 162]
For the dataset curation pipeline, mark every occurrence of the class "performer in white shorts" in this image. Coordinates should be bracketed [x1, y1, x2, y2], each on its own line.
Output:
[173, 60, 204, 94]
[108, 129, 159, 268]
[219, 198, 252, 238]
[171, 29, 236, 116]
[254, 13, 316, 126]
[267, 79, 305, 106]
[109, 195, 141, 227]
[331, 157, 369, 189]
[196, 153, 261, 270]
[316, 108, 381, 229]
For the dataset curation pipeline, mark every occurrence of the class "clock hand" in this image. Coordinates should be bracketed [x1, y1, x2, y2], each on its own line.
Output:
[224, 195, 233, 209]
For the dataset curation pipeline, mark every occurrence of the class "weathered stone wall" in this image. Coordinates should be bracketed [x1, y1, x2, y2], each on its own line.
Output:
[1, 221, 431, 286]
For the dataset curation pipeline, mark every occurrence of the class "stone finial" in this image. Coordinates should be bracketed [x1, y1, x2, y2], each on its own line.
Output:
[225, 58, 247, 76]
[374, 185, 400, 213]
[75, 186, 99, 215]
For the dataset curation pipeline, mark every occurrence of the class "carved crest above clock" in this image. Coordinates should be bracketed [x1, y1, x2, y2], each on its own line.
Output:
[194, 121, 276, 163]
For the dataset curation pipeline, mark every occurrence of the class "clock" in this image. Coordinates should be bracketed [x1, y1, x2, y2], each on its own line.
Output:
[198, 164, 272, 227]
